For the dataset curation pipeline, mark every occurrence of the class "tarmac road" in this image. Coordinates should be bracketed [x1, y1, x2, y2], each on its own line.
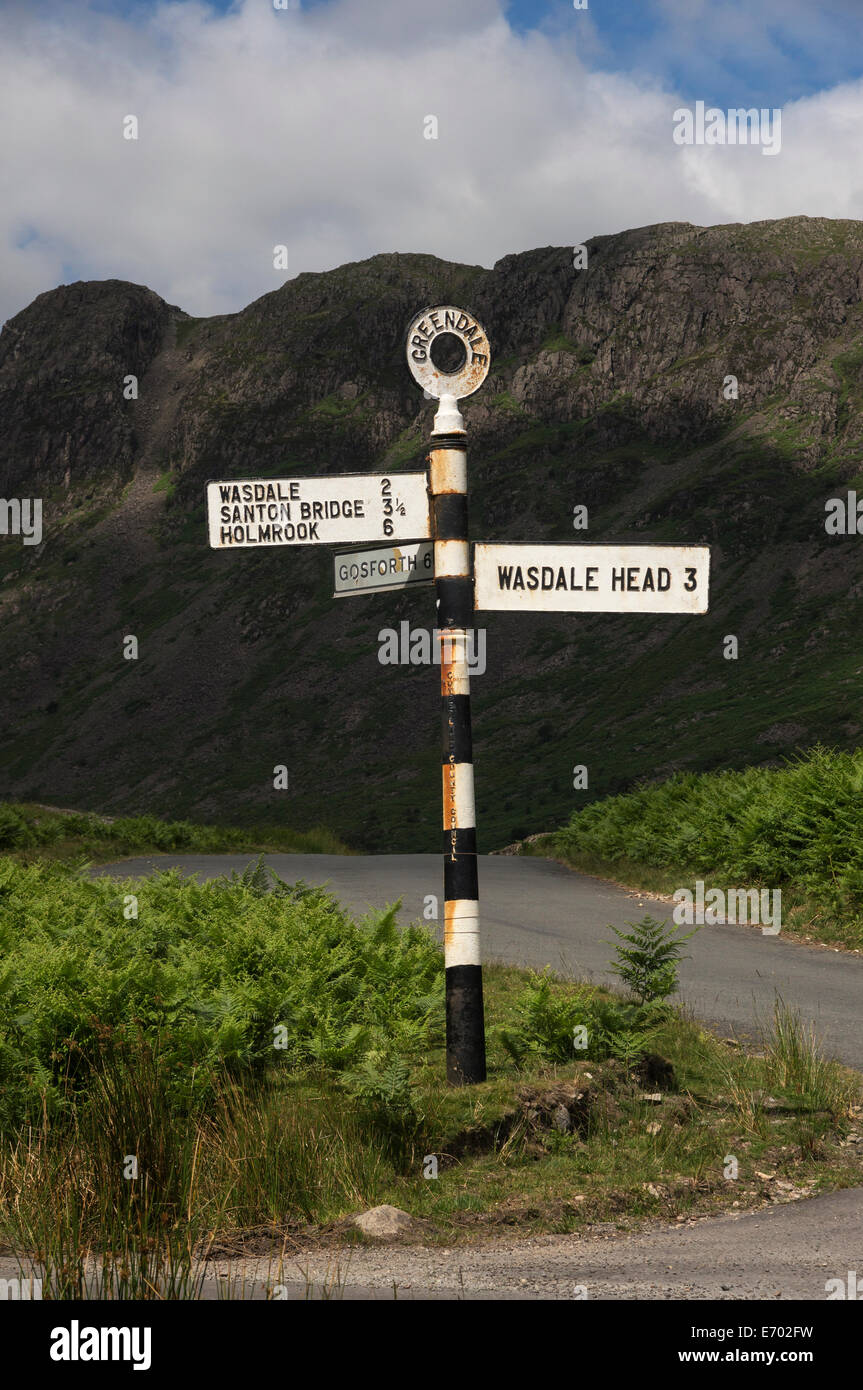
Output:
[94, 851, 863, 1068]
[203, 1184, 863, 1299]
[40, 852, 861, 1300]
[5, 1186, 856, 1300]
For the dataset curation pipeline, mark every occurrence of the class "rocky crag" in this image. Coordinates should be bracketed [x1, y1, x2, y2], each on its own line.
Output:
[2, 217, 863, 850]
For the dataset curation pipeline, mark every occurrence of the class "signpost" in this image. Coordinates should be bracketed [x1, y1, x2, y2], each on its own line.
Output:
[333, 541, 434, 597]
[473, 543, 710, 613]
[207, 301, 711, 1089]
[206, 473, 430, 549]
[405, 305, 491, 1085]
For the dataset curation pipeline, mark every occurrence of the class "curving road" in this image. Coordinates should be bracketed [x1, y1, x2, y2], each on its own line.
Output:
[206, 1184, 863, 1300]
[84, 851, 863, 1300]
[93, 851, 863, 1069]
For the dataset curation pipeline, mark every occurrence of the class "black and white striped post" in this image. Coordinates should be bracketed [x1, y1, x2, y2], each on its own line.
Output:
[406, 306, 490, 1085]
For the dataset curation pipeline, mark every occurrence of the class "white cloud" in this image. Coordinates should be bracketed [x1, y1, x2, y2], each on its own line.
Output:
[1, 0, 862, 326]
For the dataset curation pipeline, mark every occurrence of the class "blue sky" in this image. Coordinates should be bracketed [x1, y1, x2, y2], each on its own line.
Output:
[2, 0, 863, 325]
[512, 0, 863, 108]
[90, 0, 863, 107]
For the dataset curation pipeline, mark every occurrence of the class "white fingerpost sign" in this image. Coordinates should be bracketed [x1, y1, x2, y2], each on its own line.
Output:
[207, 473, 430, 548]
[334, 541, 434, 596]
[473, 544, 710, 613]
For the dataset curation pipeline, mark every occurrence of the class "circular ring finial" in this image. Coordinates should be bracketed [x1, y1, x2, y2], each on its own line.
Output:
[405, 305, 490, 400]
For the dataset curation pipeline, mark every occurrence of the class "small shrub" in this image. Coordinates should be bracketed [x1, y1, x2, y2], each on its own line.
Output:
[607, 914, 696, 1006]
[497, 971, 662, 1069]
[0, 806, 34, 850]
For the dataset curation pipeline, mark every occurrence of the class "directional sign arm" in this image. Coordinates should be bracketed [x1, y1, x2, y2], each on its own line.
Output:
[333, 541, 435, 596]
[206, 473, 431, 549]
[473, 544, 710, 613]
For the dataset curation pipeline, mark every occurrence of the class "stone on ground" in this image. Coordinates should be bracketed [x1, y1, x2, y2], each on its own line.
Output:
[353, 1205, 415, 1238]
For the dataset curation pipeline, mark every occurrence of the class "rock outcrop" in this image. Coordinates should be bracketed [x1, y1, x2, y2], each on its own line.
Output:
[1, 217, 862, 849]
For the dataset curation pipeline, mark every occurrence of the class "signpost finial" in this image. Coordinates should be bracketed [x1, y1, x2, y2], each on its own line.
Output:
[405, 305, 490, 432]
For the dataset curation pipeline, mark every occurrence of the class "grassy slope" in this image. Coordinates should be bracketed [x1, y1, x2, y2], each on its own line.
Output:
[0, 801, 353, 864]
[0, 857, 859, 1292]
[531, 746, 863, 951]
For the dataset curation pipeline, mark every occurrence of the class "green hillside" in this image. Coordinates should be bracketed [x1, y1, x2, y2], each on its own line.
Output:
[2, 218, 863, 849]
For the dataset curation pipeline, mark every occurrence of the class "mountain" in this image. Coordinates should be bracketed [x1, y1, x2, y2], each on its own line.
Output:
[2, 217, 863, 851]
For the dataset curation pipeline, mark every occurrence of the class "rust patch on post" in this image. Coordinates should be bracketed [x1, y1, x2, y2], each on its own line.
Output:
[440, 635, 456, 697]
[440, 629, 470, 697]
[443, 899, 460, 949]
[429, 448, 466, 494]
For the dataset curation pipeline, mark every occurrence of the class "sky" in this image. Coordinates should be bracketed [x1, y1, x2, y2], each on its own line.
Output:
[2, 0, 863, 326]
